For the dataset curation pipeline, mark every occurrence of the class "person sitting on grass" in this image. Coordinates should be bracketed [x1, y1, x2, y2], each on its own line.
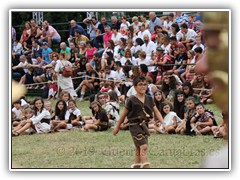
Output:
[51, 100, 69, 131]
[12, 107, 35, 135]
[155, 101, 182, 134]
[12, 97, 51, 136]
[175, 96, 196, 135]
[67, 100, 82, 128]
[113, 76, 163, 168]
[83, 101, 109, 132]
[190, 103, 217, 135]
[60, 91, 72, 107]
[103, 91, 120, 128]
[211, 112, 227, 138]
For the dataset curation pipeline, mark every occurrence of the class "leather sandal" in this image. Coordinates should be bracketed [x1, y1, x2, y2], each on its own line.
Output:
[130, 163, 141, 168]
[140, 162, 150, 168]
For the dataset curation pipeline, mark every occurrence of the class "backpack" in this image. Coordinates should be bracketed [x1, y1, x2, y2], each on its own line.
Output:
[61, 61, 73, 77]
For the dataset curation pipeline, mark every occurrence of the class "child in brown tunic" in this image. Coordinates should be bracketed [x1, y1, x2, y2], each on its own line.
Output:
[113, 76, 163, 168]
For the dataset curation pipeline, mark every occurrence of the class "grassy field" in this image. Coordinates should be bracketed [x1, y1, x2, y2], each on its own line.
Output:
[11, 98, 227, 169]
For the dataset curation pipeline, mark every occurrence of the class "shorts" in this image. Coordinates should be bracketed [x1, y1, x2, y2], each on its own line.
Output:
[129, 123, 149, 147]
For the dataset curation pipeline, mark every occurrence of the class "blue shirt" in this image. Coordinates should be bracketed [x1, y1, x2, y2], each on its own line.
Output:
[149, 17, 162, 33]
[69, 24, 87, 36]
[42, 47, 53, 64]
[175, 14, 188, 25]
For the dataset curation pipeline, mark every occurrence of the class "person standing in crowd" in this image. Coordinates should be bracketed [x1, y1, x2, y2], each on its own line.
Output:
[54, 52, 77, 99]
[113, 76, 163, 168]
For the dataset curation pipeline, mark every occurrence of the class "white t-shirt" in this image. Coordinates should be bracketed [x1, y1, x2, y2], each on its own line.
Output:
[192, 44, 205, 51]
[185, 29, 198, 41]
[137, 29, 151, 41]
[31, 108, 51, 125]
[136, 58, 150, 66]
[126, 86, 137, 97]
[162, 111, 182, 126]
[120, 22, 130, 31]
[105, 70, 117, 80]
[141, 41, 156, 58]
[115, 68, 125, 81]
[17, 61, 28, 73]
[161, 43, 171, 54]
[12, 107, 21, 119]
[111, 32, 123, 45]
[68, 108, 81, 117]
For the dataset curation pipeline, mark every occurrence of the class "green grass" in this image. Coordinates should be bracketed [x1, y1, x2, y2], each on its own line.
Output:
[12, 98, 227, 169]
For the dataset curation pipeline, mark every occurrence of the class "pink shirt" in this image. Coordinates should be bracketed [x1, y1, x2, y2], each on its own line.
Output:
[103, 31, 113, 48]
[86, 47, 98, 60]
[46, 25, 61, 39]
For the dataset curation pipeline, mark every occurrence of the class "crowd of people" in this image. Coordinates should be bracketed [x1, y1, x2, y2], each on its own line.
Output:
[11, 11, 225, 136]
[11, 11, 228, 168]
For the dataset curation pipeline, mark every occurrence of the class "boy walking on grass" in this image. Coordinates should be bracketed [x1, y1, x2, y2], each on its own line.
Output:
[113, 76, 163, 168]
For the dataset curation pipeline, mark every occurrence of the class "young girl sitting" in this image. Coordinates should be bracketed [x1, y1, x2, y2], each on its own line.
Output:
[148, 90, 165, 133]
[44, 100, 54, 119]
[83, 101, 109, 132]
[51, 100, 69, 131]
[12, 98, 51, 136]
[67, 100, 82, 128]
[60, 91, 72, 107]
[103, 91, 120, 128]
[190, 103, 217, 135]
[173, 90, 186, 119]
[156, 101, 182, 134]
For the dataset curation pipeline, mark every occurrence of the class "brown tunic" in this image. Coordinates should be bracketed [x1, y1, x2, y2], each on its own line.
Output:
[125, 95, 155, 147]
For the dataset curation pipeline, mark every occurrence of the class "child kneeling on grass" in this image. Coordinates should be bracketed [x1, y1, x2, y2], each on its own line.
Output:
[113, 76, 163, 168]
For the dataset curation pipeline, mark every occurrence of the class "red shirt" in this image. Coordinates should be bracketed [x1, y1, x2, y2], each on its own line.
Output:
[86, 47, 98, 61]
[103, 31, 113, 48]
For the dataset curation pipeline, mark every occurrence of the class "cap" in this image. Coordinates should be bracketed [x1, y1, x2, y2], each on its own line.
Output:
[43, 42, 48, 46]
[156, 46, 164, 51]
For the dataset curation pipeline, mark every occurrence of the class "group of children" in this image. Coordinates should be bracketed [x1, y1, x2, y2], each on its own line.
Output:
[12, 76, 225, 169]
[12, 90, 121, 136]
